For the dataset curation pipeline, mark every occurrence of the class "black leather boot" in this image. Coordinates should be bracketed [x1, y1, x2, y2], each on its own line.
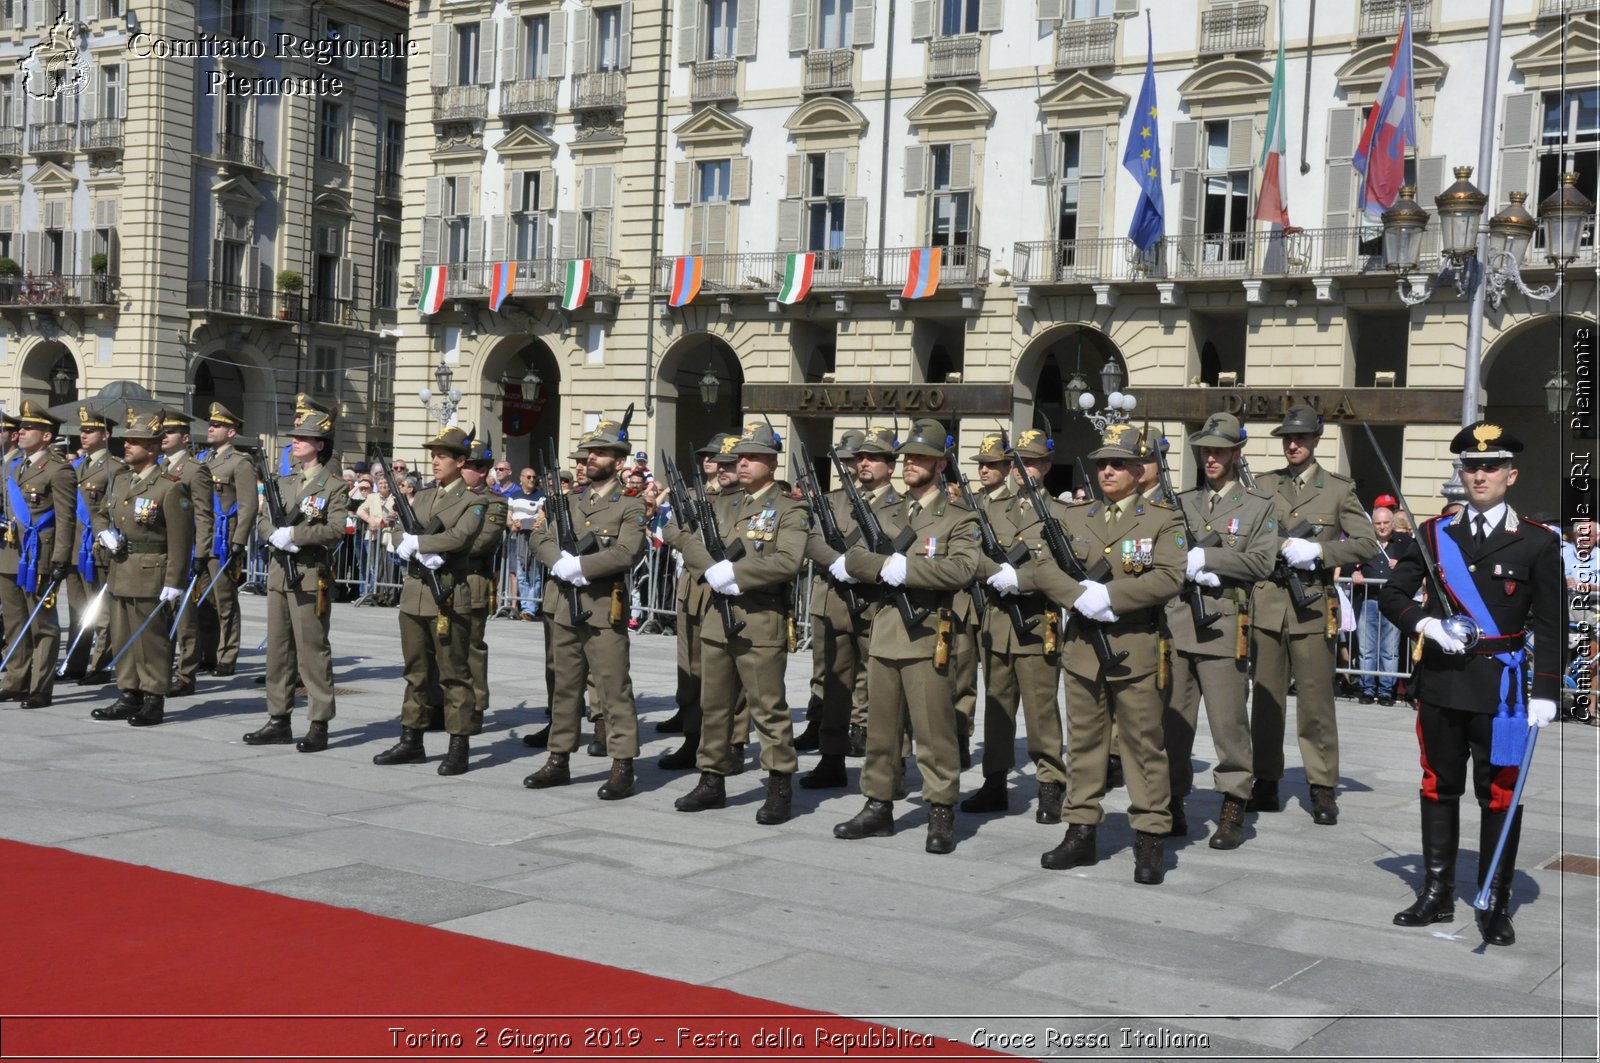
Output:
[1209, 795, 1248, 851]
[846, 723, 867, 758]
[1246, 778, 1281, 812]
[959, 774, 1009, 814]
[755, 772, 792, 824]
[1041, 823, 1098, 870]
[925, 804, 956, 854]
[521, 723, 551, 749]
[1105, 754, 1125, 790]
[674, 771, 726, 812]
[128, 696, 164, 727]
[586, 716, 607, 757]
[799, 753, 847, 789]
[658, 734, 699, 771]
[1395, 797, 1459, 927]
[956, 717, 972, 771]
[794, 717, 822, 752]
[1310, 784, 1339, 825]
[597, 758, 635, 800]
[729, 742, 747, 775]
[372, 726, 426, 765]
[656, 708, 686, 734]
[243, 715, 293, 745]
[1167, 800, 1189, 837]
[1475, 804, 1522, 947]
[296, 721, 329, 753]
[1036, 781, 1065, 825]
[92, 690, 142, 721]
[1133, 831, 1167, 885]
[524, 752, 571, 789]
[833, 799, 894, 839]
[437, 735, 470, 776]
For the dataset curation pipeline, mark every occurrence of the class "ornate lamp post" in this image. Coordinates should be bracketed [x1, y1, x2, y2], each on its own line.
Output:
[418, 360, 462, 427]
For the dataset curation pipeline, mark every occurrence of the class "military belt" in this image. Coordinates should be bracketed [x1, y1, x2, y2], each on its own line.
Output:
[123, 542, 165, 555]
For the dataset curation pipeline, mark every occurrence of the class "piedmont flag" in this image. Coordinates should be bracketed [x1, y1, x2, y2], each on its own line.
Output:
[1253, 2, 1293, 227]
[1353, 7, 1416, 217]
[777, 253, 814, 304]
[488, 261, 516, 312]
[562, 258, 592, 311]
[902, 247, 941, 300]
[668, 256, 703, 307]
[1121, 18, 1165, 252]
[417, 266, 447, 316]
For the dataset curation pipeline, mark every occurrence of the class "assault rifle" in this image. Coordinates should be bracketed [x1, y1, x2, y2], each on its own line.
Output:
[670, 446, 746, 638]
[1235, 454, 1316, 611]
[250, 449, 300, 587]
[1153, 437, 1220, 631]
[829, 448, 927, 629]
[541, 439, 596, 623]
[794, 439, 863, 617]
[954, 463, 1036, 637]
[369, 444, 450, 613]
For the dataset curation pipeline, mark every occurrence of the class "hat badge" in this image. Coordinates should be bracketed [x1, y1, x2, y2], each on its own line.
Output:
[1472, 423, 1502, 452]
[78, 406, 90, 423]
[1104, 423, 1134, 445]
[719, 436, 738, 455]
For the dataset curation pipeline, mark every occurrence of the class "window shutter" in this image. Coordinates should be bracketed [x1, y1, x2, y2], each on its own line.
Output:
[678, 0, 700, 64]
[63, 229, 76, 273]
[978, 0, 1003, 32]
[734, 0, 758, 57]
[1326, 106, 1359, 160]
[476, 20, 497, 84]
[903, 145, 928, 194]
[425, 176, 444, 217]
[95, 198, 117, 227]
[459, 176, 476, 214]
[500, 18, 521, 82]
[1226, 116, 1254, 172]
[1076, 176, 1104, 243]
[853, 0, 875, 46]
[343, 24, 361, 73]
[23, 230, 39, 270]
[618, 3, 632, 69]
[337, 257, 355, 301]
[1416, 155, 1446, 214]
[557, 211, 578, 260]
[950, 142, 974, 191]
[1031, 133, 1055, 184]
[776, 199, 802, 252]
[1499, 91, 1537, 198]
[467, 216, 485, 262]
[729, 155, 752, 201]
[785, 154, 803, 198]
[1172, 120, 1200, 170]
[211, 238, 225, 283]
[704, 202, 728, 256]
[26, 0, 43, 29]
[430, 23, 452, 86]
[591, 208, 612, 260]
[1079, 127, 1106, 176]
[79, 65, 98, 122]
[787, 0, 809, 52]
[590, 165, 614, 209]
[909, 0, 932, 41]
[1037, 0, 1062, 24]
[490, 215, 508, 260]
[571, 9, 591, 74]
[1178, 168, 1200, 236]
[824, 150, 847, 197]
[46, 198, 65, 229]
[251, 0, 269, 45]
[673, 160, 693, 206]
[244, 241, 260, 289]
[1113, 0, 1138, 12]
[0, 203, 12, 230]
[548, 11, 566, 77]
[538, 168, 558, 212]
[421, 218, 441, 263]
[507, 168, 528, 211]
[843, 197, 867, 249]
[116, 70, 127, 118]
[1324, 159, 1353, 231]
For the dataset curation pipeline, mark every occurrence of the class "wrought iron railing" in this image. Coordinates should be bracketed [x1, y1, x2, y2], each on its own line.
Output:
[217, 133, 266, 168]
[1542, 0, 1597, 14]
[0, 129, 20, 156]
[500, 77, 560, 118]
[413, 257, 620, 301]
[0, 273, 116, 306]
[803, 49, 854, 93]
[433, 84, 490, 121]
[690, 58, 739, 102]
[311, 296, 359, 326]
[573, 70, 627, 110]
[1199, 2, 1268, 55]
[1055, 19, 1116, 70]
[927, 34, 981, 81]
[78, 118, 123, 150]
[1359, 0, 1430, 36]
[377, 169, 402, 199]
[28, 123, 73, 153]
[652, 245, 991, 296]
[187, 281, 301, 321]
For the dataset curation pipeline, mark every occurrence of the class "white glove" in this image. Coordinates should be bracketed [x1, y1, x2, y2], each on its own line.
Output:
[828, 556, 857, 584]
[986, 562, 1019, 597]
[705, 559, 737, 594]
[1282, 537, 1322, 570]
[1194, 570, 1222, 588]
[158, 586, 183, 605]
[1528, 698, 1557, 729]
[1073, 580, 1117, 621]
[268, 526, 300, 553]
[551, 552, 584, 583]
[1417, 617, 1467, 655]
[96, 529, 122, 552]
[1186, 547, 1209, 580]
[396, 533, 420, 561]
[880, 552, 908, 587]
[419, 553, 445, 571]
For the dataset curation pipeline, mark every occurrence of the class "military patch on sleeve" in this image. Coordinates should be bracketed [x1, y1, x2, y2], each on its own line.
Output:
[179, 498, 190, 510]
[471, 506, 485, 518]
[488, 512, 504, 524]
[1265, 518, 1275, 532]
[1175, 532, 1185, 549]
[797, 513, 809, 531]
[636, 514, 648, 526]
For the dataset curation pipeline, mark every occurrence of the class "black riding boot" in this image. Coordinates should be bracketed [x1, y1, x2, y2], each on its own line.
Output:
[1394, 797, 1459, 927]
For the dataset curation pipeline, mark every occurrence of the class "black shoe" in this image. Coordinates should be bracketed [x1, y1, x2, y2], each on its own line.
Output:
[18, 694, 51, 709]
[437, 735, 470, 776]
[597, 758, 635, 800]
[1358, 694, 1376, 704]
[729, 742, 746, 775]
[1210, 796, 1247, 850]
[128, 696, 165, 727]
[1036, 782, 1064, 825]
[372, 727, 426, 765]
[213, 664, 236, 677]
[793, 719, 821, 752]
[674, 771, 726, 812]
[655, 709, 686, 735]
[1133, 831, 1166, 885]
[1377, 696, 1395, 706]
[1166, 801, 1189, 838]
[1476, 889, 1516, 946]
[521, 724, 551, 749]
[1310, 785, 1339, 825]
[524, 752, 571, 789]
[1041, 824, 1098, 870]
[167, 680, 196, 698]
[1394, 797, 1459, 926]
[925, 804, 955, 854]
[1475, 805, 1521, 947]
[1246, 779, 1282, 813]
[846, 724, 867, 758]
[1106, 755, 1125, 790]
[77, 670, 113, 686]
[586, 717, 607, 757]
[798, 754, 847, 789]
[1394, 882, 1455, 926]
[243, 716, 294, 745]
[296, 721, 329, 753]
[755, 772, 792, 825]
[0, 689, 23, 702]
[658, 735, 699, 771]
[834, 799, 894, 840]
[92, 690, 142, 720]
[959, 774, 1009, 814]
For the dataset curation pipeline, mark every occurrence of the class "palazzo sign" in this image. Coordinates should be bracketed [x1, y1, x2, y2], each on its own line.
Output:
[1133, 388, 1462, 425]
[743, 383, 1013, 417]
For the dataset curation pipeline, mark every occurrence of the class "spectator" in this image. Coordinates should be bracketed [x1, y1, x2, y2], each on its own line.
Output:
[507, 467, 545, 620]
[1564, 517, 1598, 592]
[491, 459, 517, 497]
[1351, 505, 1411, 705]
[356, 475, 396, 605]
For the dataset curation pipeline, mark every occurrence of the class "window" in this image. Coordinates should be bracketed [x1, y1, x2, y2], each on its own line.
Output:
[100, 0, 122, 18]
[1537, 87, 1598, 244]
[1056, 131, 1081, 241]
[456, 23, 480, 84]
[223, 96, 248, 137]
[317, 101, 344, 162]
[218, 239, 245, 285]
[1068, 0, 1117, 16]
[697, 159, 731, 203]
[596, 6, 623, 71]
[817, 0, 854, 48]
[1199, 119, 1250, 261]
[512, 171, 544, 259]
[382, 118, 403, 178]
[940, 0, 979, 36]
[0, 233, 11, 261]
[803, 153, 845, 252]
[446, 176, 472, 262]
[311, 345, 339, 399]
[45, 230, 63, 274]
[376, 236, 398, 309]
[0, 76, 15, 128]
[224, 0, 250, 37]
[95, 225, 118, 275]
[101, 64, 122, 119]
[706, 0, 738, 58]
[383, 36, 407, 84]
[369, 347, 395, 415]
[521, 15, 550, 78]
[929, 144, 971, 247]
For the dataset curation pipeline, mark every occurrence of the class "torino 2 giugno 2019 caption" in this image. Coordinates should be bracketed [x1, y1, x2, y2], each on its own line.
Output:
[126, 31, 420, 96]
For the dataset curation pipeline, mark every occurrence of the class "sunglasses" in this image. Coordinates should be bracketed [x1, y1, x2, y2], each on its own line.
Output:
[1094, 459, 1133, 470]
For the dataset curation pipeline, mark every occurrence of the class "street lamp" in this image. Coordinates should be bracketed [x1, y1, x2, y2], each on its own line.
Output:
[1546, 370, 1569, 426]
[418, 360, 462, 427]
[49, 358, 74, 398]
[1385, 169, 1488, 307]
[699, 368, 720, 408]
[523, 367, 542, 404]
[1483, 174, 1595, 309]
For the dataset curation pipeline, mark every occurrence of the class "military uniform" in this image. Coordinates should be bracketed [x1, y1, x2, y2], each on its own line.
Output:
[797, 429, 863, 760]
[89, 407, 194, 727]
[834, 419, 980, 854]
[464, 436, 507, 737]
[0, 400, 78, 706]
[63, 407, 123, 681]
[1160, 414, 1278, 850]
[525, 417, 647, 800]
[1248, 405, 1378, 824]
[1022, 423, 1185, 884]
[241, 402, 347, 753]
[160, 413, 215, 696]
[666, 435, 728, 742]
[1381, 422, 1561, 947]
[198, 402, 259, 676]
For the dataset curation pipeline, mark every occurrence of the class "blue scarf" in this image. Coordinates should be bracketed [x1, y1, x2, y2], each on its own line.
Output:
[6, 456, 55, 594]
[71, 455, 96, 583]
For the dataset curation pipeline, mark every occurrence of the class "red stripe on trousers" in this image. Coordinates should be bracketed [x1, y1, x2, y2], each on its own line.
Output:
[1417, 713, 1442, 802]
[1489, 765, 1519, 813]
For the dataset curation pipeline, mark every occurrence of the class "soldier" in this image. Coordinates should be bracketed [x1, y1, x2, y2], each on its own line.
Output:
[0, 411, 17, 465]
[946, 459, 981, 773]
[666, 422, 808, 823]
[460, 432, 507, 737]
[239, 403, 347, 753]
[0, 400, 77, 707]
[1248, 405, 1377, 825]
[797, 428, 862, 758]
[1381, 423, 1560, 947]
[196, 402, 258, 677]
[1162, 413, 1277, 850]
[1023, 422, 1185, 884]
[89, 407, 192, 727]
[158, 411, 214, 699]
[524, 417, 646, 798]
[841, 429, 902, 757]
[963, 429, 1069, 823]
[63, 405, 124, 684]
[372, 425, 488, 775]
[833, 418, 979, 854]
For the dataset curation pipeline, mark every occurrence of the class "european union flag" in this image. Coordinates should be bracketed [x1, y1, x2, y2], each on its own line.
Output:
[1122, 18, 1164, 252]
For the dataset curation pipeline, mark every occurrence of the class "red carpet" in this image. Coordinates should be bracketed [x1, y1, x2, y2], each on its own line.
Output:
[0, 840, 999, 1061]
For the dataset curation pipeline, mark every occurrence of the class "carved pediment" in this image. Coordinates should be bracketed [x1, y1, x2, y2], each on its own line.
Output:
[1511, 18, 1599, 81]
[1335, 42, 1447, 94]
[672, 106, 752, 147]
[1177, 58, 1272, 106]
[313, 191, 352, 216]
[494, 125, 559, 160]
[783, 97, 869, 138]
[210, 173, 264, 209]
[1036, 71, 1130, 122]
[26, 160, 76, 192]
[904, 87, 996, 131]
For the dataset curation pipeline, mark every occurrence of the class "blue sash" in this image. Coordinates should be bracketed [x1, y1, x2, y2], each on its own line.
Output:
[6, 457, 55, 594]
[72, 455, 96, 584]
[213, 494, 237, 559]
[279, 443, 294, 477]
[1432, 514, 1527, 767]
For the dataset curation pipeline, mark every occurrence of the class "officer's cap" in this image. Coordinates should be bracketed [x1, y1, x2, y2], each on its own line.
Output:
[1271, 404, 1324, 437]
[1010, 429, 1055, 460]
[711, 433, 742, 464]
[466, 429, 495, 466]
[897, 418, 952, 458]
[1188, 412, 1247, 449]
[696, 433, 730, 457]
[730, 420, 782, 456]
[17, 398, 61, 431]
[1087, 422, 1146, 462]
[116, 405, 165, 441]
[206, 401, 243, 429]
[289, 404, 336, 441]
[1451, 420, 1523, 464]
[74, 405, 112, 433]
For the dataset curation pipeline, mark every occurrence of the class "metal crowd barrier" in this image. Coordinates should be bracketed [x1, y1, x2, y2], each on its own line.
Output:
[1332, 575, 1413, 691]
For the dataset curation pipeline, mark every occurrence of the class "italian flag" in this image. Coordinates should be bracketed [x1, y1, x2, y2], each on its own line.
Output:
[777, 252, 814, 305]
[1253, 3, 1292, 227]
[562, 258, 592, 311]
[417, 266, 447, 315]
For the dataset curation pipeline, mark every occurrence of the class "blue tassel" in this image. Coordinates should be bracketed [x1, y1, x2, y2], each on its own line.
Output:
[1490, 712, 1527, 768]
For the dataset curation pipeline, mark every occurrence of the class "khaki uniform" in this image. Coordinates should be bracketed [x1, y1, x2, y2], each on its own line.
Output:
[1163, 482, 1277, 803]
[392, 479, 486, 736]
[0, 449, 77, 698]
[65, 447, 123, 676]
[533, 477, 646, 757]
[1021, 494, 1184, 835]
[465, 484, 507, 734]
[667, 482, 808, 775]
[256, 463, 348, 723]
[974, 482, 1068, 787]
[948, 513, 981, 745]
[97, 466, 193, 696]
[163, 450, 214, 687]
[199, 443, 259, 671]
[1249, 461, 1377, 790]
[842, 492, 979, 805]
[672, 485, 735, 739]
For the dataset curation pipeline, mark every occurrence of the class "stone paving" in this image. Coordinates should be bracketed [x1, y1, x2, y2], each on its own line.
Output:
[2, 594, 1596, 1060]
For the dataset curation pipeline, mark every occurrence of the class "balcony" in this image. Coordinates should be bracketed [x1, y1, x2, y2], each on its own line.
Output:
[0, 128, 19, 158]
[803, 49, 854, 94]
[433, 84, 489, 122]
[377, 169, 402, 200]
[927, 34, 981, 82]
[310, 296, 360, 326]
[1055, 19, 1116, 71]
[651, 245, 992, 299]
[413, 257, 620, 302]
[1542, 0, 1597, 14]
[217, 133, 266, 169]
[0, 273, 117, 307]
[78, 118, 123, 151]
[28, 123, 73, 154]
[572, 70, 626, 111]
[500, 77, 560, 120]
[187, 281, 301, 322]
[1199, 2, 1267, 56]
[1359, 0, 1430, 36]
[690, 58, 739, 104]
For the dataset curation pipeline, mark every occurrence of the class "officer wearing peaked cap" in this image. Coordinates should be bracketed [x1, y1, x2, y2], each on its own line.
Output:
[157, 408, 213, 699]
[62, 405, 124, 683]
[198, 402, 258, 677]
[0, 399, 76, 707]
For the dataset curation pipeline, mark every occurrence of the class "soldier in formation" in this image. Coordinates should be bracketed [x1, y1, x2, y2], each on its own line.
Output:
[63, 406, 123, 684]
[157, 410, 213, 699]
[0, 401, 76, 708]
[197, 402, 258, 677]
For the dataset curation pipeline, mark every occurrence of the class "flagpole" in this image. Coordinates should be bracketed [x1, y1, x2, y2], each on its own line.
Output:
[1460, 0, 1505, 426]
